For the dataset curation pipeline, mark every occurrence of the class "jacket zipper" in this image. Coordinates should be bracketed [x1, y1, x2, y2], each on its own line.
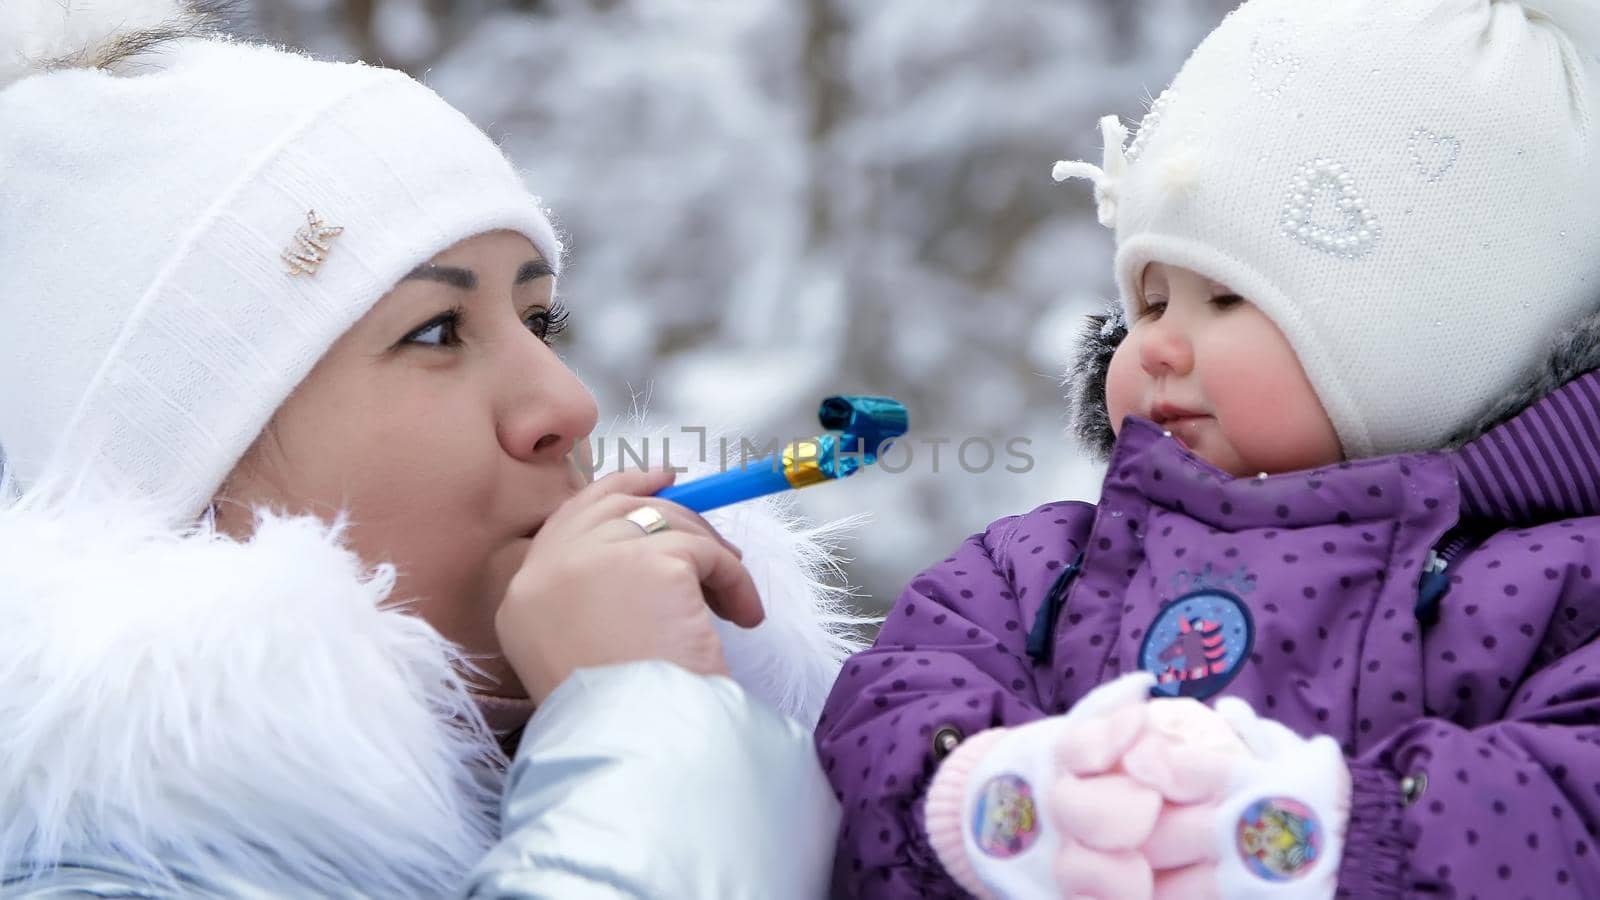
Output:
[1026, 552, 1084, 664]
[1415, 529, 1481, 628]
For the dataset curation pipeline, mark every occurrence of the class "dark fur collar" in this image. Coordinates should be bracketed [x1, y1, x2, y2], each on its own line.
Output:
[1064, 304, 1126, 462]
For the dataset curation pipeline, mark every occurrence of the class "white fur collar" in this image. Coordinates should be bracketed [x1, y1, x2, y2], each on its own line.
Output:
[704, 490, 865, 727]
[590, 421, 870, 728]
[0, 475, 862, 891]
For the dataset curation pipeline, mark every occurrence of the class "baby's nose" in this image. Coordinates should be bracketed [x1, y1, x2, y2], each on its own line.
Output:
[1137, 323, 1195, 377]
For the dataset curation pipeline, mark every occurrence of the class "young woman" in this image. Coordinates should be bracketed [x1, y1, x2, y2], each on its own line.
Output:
[0, 2, 855, 895]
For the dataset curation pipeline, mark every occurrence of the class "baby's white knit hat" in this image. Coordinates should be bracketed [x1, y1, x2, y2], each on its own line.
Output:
[1055, 0, 1600, 458]
[0, 2, 561, 519]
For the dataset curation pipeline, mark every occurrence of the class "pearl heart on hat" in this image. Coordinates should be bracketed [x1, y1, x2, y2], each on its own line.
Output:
[1279, 158, 1382, 260]
[1408, 128, 1461, 184]
[1249, 19, 1302, 100]
[1125, 89, 1176, 164]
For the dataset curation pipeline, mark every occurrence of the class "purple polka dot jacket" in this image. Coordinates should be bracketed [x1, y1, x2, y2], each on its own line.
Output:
[817, 370, 1600, 898]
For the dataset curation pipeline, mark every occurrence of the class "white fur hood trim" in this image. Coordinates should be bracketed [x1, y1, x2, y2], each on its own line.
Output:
[704, 492, 866, 727]
[0, 499, 503, 895]
[591, 422, 870, 729]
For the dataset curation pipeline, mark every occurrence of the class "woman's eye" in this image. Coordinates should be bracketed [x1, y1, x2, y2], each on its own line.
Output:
[1136, 300, 1167, 321]
[401, 311, 461, 348]
[1211, 293, 1244, 310]
[525, 302, 571, 344]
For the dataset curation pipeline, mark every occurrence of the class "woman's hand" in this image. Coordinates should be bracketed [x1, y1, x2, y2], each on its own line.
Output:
[496, 467, 765, 705]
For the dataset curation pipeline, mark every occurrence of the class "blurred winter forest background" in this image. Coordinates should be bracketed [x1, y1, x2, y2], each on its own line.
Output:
[247, 0, 1234, 615]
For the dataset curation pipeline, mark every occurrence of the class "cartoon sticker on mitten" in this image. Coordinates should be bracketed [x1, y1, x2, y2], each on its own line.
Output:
[971, 774, 1040, 858]
[1237, 796, 1323, 880]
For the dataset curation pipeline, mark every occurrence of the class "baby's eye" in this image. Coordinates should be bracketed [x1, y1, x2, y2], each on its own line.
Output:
[401, 311, 462, 348]
[1211, 293, 1244, 310]
[1136, 299, 1167, 321]
[525, 302, 571, 344]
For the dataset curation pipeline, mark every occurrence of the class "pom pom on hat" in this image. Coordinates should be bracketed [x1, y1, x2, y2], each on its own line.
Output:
[0, 0, 223, 88]
[1155, 146, 1203, 199]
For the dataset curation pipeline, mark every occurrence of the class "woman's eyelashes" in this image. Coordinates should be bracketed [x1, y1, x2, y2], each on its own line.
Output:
[400, 301, 571, 349]
[401, 306, 465, 348]
[525, 302, 570, 342]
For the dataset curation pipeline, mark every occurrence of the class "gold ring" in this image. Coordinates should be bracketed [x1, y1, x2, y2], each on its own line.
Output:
[623, 506, 670, 536]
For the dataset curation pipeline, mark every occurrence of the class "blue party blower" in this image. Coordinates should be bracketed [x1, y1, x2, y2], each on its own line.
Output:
[654, 396, 908, 513]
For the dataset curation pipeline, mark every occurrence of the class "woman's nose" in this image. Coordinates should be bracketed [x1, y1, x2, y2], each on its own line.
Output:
[497, 343, 599, 463]
[1137, 318, 1195, 377]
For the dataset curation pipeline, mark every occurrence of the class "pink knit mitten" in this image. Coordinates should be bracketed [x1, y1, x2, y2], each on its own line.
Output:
[925, 673, 1244, 899]
[1202, 697, 1353, 900]
[924, 677, 1348, 899]
[1057, 694, 1353, 900]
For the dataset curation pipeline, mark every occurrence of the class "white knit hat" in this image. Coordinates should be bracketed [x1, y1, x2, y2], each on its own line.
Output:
[1055, 0, 1600, 458]
[0, 2, 561, 519]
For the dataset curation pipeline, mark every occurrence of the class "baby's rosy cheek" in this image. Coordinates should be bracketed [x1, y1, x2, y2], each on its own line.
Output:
[1225, 398, 1332, 472]
[1104, 346, 1143, 431]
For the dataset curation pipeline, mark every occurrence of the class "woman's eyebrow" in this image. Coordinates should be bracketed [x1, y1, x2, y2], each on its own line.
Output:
[403, 264, 476, 290]
[516, 259, 556, 284]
